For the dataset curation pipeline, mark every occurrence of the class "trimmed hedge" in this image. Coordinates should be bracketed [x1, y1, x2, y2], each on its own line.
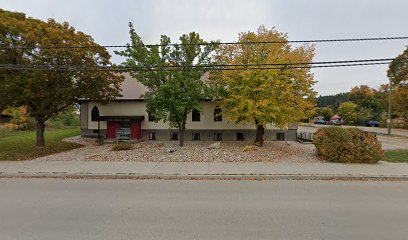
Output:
[313, 127, 383, 163]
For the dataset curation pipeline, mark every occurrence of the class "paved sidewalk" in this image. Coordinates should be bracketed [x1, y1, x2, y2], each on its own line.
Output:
[1, 159, 408, 180]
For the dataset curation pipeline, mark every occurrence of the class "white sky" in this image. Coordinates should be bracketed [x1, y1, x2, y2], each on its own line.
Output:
[2, 0, 408, 95]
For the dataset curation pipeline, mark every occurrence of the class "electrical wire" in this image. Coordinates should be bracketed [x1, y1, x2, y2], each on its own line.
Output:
[1, 36, 407, 50]
[0, 61, 392, 72]
[0, 57, 398, 69]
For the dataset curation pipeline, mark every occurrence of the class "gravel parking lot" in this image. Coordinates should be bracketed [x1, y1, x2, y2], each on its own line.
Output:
[36, 136, 320, 163]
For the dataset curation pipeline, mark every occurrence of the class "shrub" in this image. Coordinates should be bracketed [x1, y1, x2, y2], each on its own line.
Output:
[111, 143, 133, 151]
[242, 145, 258, 152]
[3, 106, 35, 130]
[48, 107, 80, 127]
[313, 127, 383, 163]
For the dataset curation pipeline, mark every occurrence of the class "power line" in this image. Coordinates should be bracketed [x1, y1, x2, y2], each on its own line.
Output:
[0, 57, 397, 70]
[0, 61, 392, 72]
[1, 36, 407, 50]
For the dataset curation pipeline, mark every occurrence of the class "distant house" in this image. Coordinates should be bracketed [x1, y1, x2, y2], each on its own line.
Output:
[79, 73, 298, 141]
[330, 114, 342, 124]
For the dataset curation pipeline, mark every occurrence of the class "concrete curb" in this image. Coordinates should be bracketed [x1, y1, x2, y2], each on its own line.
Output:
[1, 172, 408, 181]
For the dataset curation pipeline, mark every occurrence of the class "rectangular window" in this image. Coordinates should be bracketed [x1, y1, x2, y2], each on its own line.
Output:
[92, 130, 99, 134]
[120, 121, 131, 129]
[236, 132, 245, 141]
[192, 110, 200, 122]
[276, 132, 285, 141]
[148, 112, 155, 122]
[170, 132, 179, 140]
[214, 106, 222, 122]
[149, 132, 157, 140]
[192, 132, 200, 141]
[214, 132, 222, 141]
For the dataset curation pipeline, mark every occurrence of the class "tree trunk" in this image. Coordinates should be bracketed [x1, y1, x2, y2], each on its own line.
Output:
[35, 116, 46, 147]
[178, 114, 187, 147]
[179, 127, 185, 147]
[254, 124, 265, 146]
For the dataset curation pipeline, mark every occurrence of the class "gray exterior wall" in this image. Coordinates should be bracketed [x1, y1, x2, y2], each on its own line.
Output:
[81, 128, 297, 141]
[79, 101, 298, 141]
[80, 102, 88, 130]
[143, 129, 297, 141]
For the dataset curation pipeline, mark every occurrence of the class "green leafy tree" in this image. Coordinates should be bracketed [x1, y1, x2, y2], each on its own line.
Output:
[348, 85, 384, 120]
[48, 106, 80, 127]
[317, 107, 333, 121]
[316, 93, 349, 111]
[392, 85, 408, 119]
[115, 23, 218, 146]
[0, 9, 123, 146]
[356, 107, 373, 126]
[337, 101, 357, 125]
[210, 25, 316, 146]
[388, 47, 408, 87]
[388, 48, 408, 122]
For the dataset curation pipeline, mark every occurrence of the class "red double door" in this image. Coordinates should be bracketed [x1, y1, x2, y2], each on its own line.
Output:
[106, 120, 141, 140]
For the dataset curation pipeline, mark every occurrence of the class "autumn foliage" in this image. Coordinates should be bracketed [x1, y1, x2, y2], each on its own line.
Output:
[0, 9, 123, 146]
[313, 127, 383, 163]
[210, 25, 316, 145]
[2, 106, 35, 130]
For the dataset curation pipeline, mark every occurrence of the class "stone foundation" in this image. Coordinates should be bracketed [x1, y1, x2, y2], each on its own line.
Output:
[81, 128, 297, 141]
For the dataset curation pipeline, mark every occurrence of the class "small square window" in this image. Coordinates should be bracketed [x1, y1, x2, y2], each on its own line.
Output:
[170, 132, 179, 140]
[236, 132, 245, 141]
[149, 132, 157, 140]
[92, 130, 99, 134]
[192, 132, 200, 141]
[214, 132, 222, 141]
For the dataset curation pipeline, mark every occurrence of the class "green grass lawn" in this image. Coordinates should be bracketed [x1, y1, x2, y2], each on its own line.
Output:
[382, 150, 408, 163]
[0, 127, 82, 161]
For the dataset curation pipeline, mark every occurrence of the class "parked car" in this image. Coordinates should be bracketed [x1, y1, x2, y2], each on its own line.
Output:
[366, 121, 380, 127]
[327, 120, 340, 126]
[314, 120, 327, 125]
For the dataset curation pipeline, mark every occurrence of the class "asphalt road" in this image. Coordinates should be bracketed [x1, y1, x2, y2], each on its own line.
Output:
[0, 179, 407, 240]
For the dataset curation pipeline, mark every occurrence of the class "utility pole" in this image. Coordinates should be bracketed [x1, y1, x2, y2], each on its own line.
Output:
[387, 78, 392, 135]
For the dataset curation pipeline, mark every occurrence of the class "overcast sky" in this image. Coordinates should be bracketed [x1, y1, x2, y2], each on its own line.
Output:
[2, 0, 408, 95]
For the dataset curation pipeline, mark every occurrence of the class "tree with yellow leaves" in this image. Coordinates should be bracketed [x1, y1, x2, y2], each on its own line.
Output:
[210, 25, 316, 146]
